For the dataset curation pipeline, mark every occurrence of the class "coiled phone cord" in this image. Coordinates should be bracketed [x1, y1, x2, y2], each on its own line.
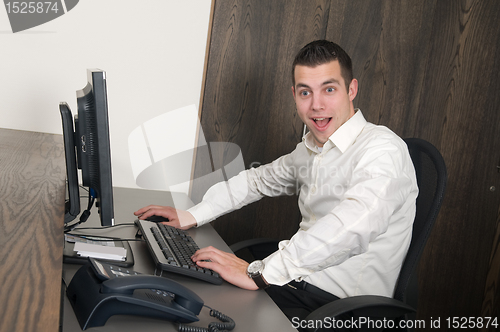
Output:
[178, 306, 235, 332]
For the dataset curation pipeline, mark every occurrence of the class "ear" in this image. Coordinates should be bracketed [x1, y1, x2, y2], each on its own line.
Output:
[291, 85, 296, 98]
[348, 79, 358, 101]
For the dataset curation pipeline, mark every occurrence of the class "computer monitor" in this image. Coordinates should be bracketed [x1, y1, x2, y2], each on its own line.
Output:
[60, 69, 115, 227]
[60, 102, 80, 223]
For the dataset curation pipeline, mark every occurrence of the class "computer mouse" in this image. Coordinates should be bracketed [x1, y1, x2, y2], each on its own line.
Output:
[145, 215, 169, 222]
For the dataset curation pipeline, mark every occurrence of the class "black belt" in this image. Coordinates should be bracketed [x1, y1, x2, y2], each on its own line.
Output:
[289, 280, 340, 302]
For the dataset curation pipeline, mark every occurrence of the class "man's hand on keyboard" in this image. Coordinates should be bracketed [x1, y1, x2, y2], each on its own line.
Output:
[134, 205, 197, 230]
[191, 246, 259, 291]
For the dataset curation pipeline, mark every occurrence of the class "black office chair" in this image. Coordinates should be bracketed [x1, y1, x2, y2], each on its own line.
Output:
[230, 138, 447, 331]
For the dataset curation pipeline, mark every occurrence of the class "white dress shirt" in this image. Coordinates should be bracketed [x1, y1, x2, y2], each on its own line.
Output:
[188, 110, 418, 298]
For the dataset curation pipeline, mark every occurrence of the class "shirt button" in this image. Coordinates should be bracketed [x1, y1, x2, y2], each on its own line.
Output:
[311, 186, 317, 194]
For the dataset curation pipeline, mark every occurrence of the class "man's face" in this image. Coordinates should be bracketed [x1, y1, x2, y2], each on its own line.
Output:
[292, 60, 358, 147]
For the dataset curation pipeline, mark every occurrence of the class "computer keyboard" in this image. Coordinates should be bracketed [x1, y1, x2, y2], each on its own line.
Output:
[137, 219, 223, 285]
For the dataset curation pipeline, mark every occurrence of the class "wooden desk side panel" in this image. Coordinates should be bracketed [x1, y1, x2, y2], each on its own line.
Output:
[0, 129, 66, 332]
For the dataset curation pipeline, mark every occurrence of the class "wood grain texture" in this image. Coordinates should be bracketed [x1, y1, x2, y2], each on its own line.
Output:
[325, 0, 500, 325]
[0, 129, 66, 332]
[198, 0, 500, 326]
[195, 0, 333, 245]
[412, 0, 500, 322]
[482, 204, 500, 324]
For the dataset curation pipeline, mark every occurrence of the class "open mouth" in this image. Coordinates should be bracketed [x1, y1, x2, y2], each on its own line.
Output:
[312, 117, 332, 129]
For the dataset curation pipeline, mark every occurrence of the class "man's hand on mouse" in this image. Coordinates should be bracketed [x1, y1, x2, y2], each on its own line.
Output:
[134, 205, 197, 230]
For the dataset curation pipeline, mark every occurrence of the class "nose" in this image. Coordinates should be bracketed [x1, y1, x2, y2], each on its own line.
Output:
[311, 94, 325, 111]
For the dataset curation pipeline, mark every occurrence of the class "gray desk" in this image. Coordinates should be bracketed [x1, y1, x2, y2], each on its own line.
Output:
[62, 187, 296, 331]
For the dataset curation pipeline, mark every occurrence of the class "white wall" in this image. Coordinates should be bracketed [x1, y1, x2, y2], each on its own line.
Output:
[0, 0, 212, 191]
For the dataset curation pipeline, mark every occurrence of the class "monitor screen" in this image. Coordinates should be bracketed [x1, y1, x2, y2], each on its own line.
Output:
[60, 69, 115, 227]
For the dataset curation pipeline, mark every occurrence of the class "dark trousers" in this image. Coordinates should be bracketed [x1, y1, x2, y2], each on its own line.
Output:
[266, 280, 342, 331]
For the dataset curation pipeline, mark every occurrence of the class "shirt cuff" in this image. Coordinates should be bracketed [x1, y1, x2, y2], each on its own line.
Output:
[262, 244, 293, 286]
[187, 201, 215, 227]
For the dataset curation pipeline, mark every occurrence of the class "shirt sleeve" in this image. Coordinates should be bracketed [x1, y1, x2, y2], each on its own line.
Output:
[262, 140, 416, 286]
[188, 149, 300, 226]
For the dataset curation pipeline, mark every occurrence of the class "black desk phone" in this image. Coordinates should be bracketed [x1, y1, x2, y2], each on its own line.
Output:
[67, 258, 234, 331]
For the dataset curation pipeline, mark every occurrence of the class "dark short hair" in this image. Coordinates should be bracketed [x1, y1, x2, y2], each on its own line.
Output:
[292, 40, 353, 90]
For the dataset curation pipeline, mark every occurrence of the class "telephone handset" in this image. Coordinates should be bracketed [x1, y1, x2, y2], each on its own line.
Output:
[67, 258, 204, 330]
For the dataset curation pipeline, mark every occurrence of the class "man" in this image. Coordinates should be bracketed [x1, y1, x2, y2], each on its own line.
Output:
[135, 40, 418, 320]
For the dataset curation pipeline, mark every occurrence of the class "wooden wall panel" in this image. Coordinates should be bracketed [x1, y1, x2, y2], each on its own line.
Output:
[415, 0, 500, 322]
[195, 0, 332, 245]
[326, 0, 438, 138]
[324, 0, 500, 325]
[482, 206, 500, 320]
[197, 0, 500, 327]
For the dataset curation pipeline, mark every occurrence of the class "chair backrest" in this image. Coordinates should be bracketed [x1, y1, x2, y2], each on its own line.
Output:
[393, 138, 447, 308]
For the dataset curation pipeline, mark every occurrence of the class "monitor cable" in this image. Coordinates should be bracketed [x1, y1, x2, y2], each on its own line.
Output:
[64, 188, 95, 233]
[65, 232, 144, 243]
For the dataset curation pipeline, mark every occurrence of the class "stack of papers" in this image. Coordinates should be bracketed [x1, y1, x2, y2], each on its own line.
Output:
[74, 242, 127, 261]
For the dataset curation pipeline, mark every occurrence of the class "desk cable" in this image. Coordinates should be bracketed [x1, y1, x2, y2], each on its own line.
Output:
[60, 277, 235, 332]
[65, 232, 144, 243]
[64, 188, 95, 233]
[178, 305, 235, 332]
[66, 222, 235, 331]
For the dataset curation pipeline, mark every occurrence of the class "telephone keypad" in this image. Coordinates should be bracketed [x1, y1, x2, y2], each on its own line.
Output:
[90, 258, 142, 281]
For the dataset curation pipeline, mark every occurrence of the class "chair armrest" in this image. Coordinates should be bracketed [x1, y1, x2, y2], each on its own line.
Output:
[305, 295, 415, 326]
[229, 238, 279, 253]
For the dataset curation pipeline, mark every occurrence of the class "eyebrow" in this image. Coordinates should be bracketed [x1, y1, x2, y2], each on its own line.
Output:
[322, 78, 341, 86]
[295, 83, 310, 89]
[295, 78, 341, 89]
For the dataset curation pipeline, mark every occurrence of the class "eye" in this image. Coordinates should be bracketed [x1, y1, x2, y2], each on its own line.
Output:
[300, 90, 310, 97]
[326, 87, 335, 93]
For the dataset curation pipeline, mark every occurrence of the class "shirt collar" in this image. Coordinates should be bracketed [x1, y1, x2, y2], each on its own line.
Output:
[303, 109, 367, 154]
